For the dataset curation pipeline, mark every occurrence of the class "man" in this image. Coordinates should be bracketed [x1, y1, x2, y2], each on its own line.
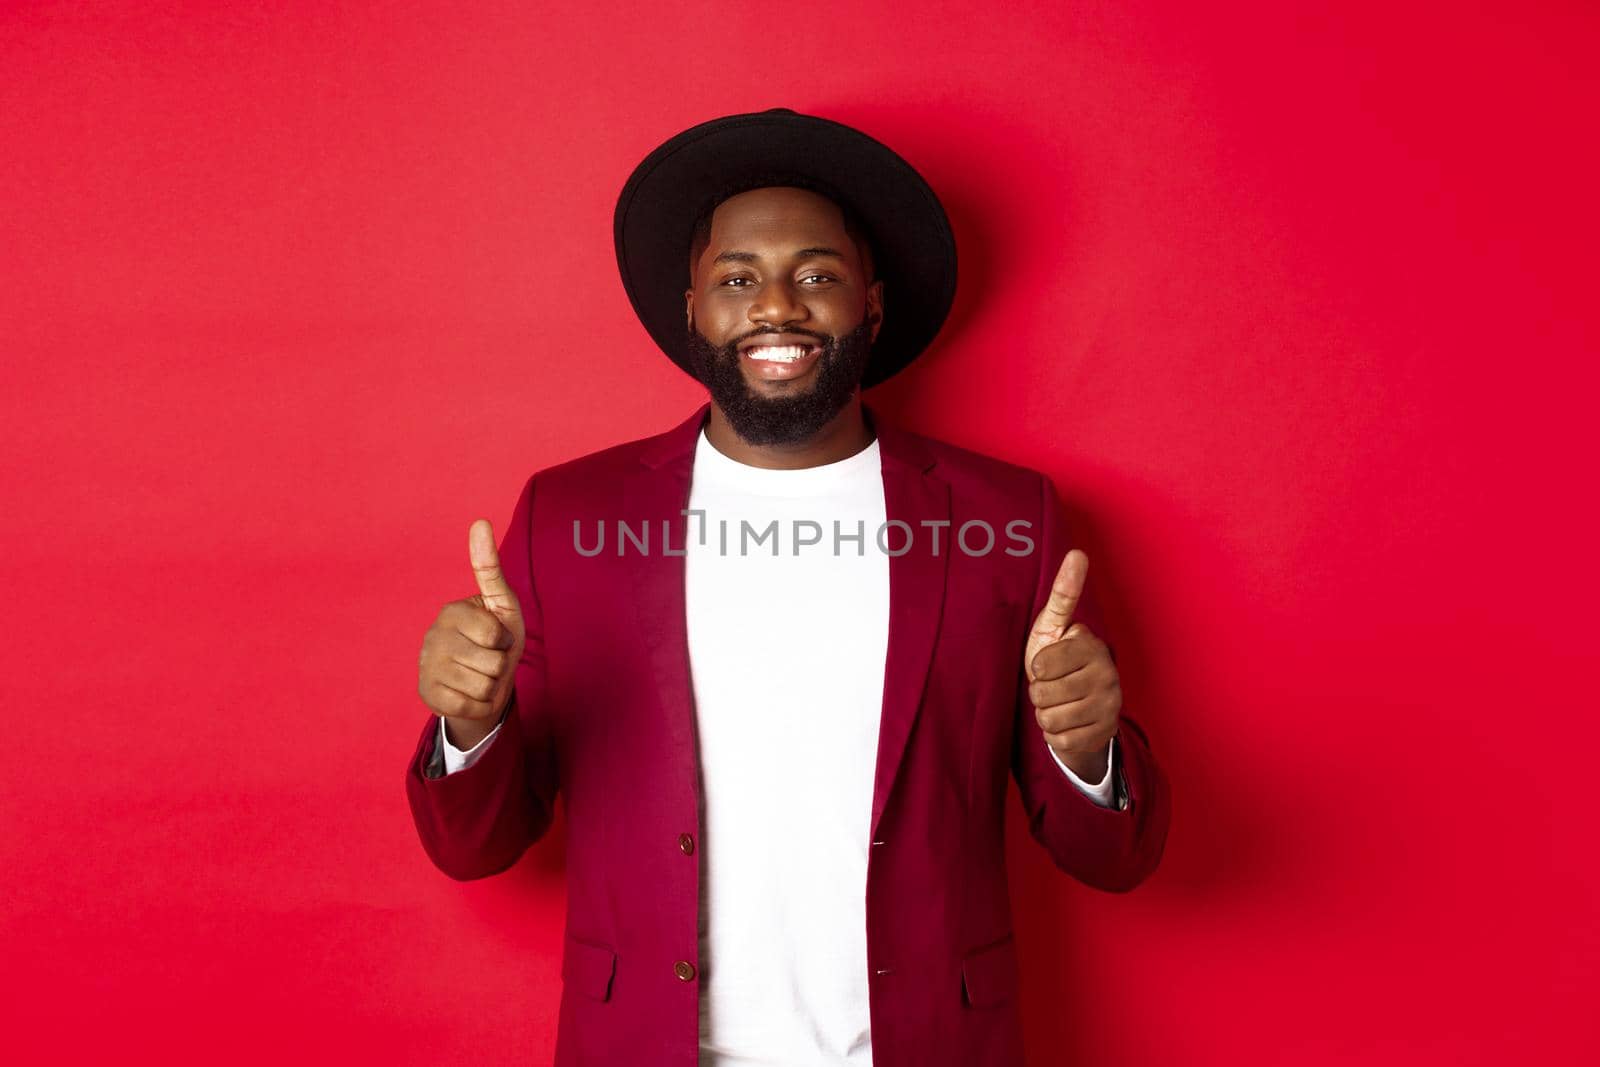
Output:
[408, 107, 1171, 1067]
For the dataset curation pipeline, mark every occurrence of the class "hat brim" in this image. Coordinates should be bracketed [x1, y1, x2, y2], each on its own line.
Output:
[613, 108, 957, 390]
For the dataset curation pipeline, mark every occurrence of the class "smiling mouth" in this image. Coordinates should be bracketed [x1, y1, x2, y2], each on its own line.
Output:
[742, 343, 821, 363]
[738, 341, 825, 382]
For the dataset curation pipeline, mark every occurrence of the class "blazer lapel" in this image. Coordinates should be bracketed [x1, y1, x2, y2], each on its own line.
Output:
[625, 402, 712, 812]
[865, 403, 950, 841]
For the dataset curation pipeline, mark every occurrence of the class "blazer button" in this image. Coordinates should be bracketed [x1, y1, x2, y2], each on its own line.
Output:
[674, 960, 697, 981]
[678, 833, 695, 855]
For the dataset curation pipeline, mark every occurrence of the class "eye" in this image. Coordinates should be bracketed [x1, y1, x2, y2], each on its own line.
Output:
[718, 274, 835, 289]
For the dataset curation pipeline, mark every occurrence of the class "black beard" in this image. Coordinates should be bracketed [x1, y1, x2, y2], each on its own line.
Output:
[684, 319, 874, 447]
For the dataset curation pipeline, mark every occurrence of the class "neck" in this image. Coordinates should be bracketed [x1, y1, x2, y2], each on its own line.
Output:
[704, 396, 875, 469]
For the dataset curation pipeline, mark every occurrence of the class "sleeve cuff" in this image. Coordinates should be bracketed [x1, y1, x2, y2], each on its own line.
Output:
[1048, 735, 1119, 808]
[439, 717, 503, 775]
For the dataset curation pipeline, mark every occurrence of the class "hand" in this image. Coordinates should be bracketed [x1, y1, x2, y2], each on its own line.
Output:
[417, 518, 527, 750]
[1024, 549, 1121, 779]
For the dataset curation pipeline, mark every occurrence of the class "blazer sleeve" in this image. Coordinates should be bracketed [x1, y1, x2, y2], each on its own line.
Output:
[1010, 471, 1172, 892]
[404, 473, 561, 880]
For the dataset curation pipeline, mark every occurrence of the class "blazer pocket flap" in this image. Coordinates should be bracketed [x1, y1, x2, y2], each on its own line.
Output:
[562, 936, 617, 1002]
[961, 933, 1019, 1008]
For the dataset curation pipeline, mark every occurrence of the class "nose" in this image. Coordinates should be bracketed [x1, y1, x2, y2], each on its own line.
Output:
[747, 277, 810, 329]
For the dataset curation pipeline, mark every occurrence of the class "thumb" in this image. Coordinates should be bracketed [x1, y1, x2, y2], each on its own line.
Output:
[1025, 549, 1088, 679]
[469, 518, 522, 624]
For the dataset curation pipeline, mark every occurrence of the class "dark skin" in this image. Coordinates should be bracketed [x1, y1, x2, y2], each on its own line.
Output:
[418, 186, 1118, 781]
[1022, 549, 1121, 784]
[684, 186, 883, 469]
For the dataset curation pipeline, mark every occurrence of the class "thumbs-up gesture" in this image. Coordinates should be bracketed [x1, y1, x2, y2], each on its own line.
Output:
[417, 519, 527, 750]
[1024, 549, 1121, 780]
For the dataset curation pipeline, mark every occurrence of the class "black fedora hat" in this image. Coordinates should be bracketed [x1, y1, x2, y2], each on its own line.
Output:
[613, 107, 957, 390]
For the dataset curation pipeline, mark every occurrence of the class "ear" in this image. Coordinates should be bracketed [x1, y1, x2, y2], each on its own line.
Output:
[685, 288, 694, 332]
[866, 280, 884, 344]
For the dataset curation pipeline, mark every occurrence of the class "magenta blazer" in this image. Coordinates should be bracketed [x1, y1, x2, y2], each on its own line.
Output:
[406, 401, 1171, 1066]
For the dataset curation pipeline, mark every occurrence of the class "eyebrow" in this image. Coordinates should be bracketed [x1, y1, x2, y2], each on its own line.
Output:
[711, 246, 848, 267]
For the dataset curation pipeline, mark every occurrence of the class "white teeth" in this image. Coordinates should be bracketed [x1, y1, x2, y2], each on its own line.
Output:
[745, 345, 813, 363]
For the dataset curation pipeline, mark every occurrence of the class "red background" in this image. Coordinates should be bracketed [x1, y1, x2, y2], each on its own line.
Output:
[2, 2, 1595, 1063]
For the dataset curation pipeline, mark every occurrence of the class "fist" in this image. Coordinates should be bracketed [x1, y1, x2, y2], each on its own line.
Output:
[1023, 549, 1121, 771]
[417, 518, 526, 749]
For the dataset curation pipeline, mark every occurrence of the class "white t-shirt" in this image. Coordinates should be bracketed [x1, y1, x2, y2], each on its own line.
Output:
[439, 427, 1115, 1065]
[683, 426, 891, 1064]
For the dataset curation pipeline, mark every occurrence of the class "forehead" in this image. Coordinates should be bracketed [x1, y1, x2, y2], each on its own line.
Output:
[707, 186, 850, 246]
